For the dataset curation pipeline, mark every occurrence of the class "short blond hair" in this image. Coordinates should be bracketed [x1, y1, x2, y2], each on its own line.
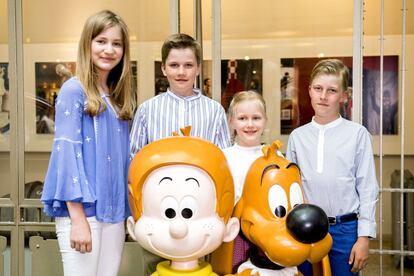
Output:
[310, 59, 349, 91]
[227, 90, 266, 120]
[227, 91, 267, 141]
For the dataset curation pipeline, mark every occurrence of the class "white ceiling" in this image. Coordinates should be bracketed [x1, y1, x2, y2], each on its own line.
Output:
[0, 0, 412, 44]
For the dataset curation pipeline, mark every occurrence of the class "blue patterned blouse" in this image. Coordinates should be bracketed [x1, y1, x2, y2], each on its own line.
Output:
[41, 78, 131, 223]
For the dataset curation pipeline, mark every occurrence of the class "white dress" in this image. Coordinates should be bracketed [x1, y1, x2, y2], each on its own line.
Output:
[223, 143, 263, 203]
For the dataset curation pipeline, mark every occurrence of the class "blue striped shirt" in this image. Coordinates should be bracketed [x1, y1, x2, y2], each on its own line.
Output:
[130, 89, 231, 156]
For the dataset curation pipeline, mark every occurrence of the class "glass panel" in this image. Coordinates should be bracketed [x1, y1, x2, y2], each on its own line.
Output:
[1, 0, 12, 274]
[22, 0, 170, 198]
[372, 158, 414, 261]
[363, 0, 405, 141]
[179, 0, 213, 97]
[406, 3, 414, 271]
[0, 234, 8, 276]
[0, 208, 13, 223]
[180, 0, 195, 36]
[221, 0, 353, 144]
[364, 2, 414, 269]
[0, 0, 10, 199]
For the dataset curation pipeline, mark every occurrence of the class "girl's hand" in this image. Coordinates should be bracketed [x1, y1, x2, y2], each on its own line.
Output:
[66, 201, 92, 253]
[70, 216, 92, 253]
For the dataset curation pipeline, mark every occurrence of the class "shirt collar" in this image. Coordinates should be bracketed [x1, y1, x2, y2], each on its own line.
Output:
[234, 143, 263, 152]
[166, 88, 202, 101]
[311, 116, 343, 130]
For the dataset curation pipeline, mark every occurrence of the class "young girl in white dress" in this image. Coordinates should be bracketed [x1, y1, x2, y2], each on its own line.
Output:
[223, 90, 267, 204]
[222, 90, 268, 272]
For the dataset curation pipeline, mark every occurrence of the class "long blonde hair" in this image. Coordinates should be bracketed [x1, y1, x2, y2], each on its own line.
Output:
[76, 10, 135, 120]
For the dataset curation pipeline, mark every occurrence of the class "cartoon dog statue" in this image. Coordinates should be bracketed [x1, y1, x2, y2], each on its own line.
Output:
[127, 126, 240, 275]
[211, 141, 332, 276]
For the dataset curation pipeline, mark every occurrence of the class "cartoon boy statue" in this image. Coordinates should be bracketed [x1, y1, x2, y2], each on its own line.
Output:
[127, 126, 240, 275]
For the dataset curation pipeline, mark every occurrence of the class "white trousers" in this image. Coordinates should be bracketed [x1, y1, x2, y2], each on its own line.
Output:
[55, 216, 125, 276]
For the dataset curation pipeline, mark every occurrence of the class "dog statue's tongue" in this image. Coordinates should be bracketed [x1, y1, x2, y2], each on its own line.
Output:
[250, 246, 286, 270]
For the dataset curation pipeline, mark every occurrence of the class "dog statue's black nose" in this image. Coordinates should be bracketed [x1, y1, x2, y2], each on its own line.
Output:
[286, 203, 329, 244]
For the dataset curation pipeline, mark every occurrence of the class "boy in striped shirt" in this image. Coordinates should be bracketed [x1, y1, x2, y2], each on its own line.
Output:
[130, 33, 230, 157]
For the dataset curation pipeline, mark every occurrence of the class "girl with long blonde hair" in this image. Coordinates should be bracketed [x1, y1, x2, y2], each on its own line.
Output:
[41, 10, 135, 276]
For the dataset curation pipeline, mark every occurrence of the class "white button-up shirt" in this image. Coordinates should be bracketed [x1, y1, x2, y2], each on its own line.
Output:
[286, 117, 379, 238]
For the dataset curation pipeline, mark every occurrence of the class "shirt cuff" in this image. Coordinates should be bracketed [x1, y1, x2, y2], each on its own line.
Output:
[358, 218, 377, 238]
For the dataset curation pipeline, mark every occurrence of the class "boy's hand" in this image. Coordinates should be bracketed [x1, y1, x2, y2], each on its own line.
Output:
[349, 236, 369, 273]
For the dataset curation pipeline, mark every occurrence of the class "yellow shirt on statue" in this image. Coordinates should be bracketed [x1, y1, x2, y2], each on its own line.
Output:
[151, 260, 218, 276]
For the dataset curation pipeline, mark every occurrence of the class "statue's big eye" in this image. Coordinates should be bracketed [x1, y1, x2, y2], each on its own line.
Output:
[160, 196, 179, 220]
[165, 208, 176, 219]
[181, 208, 192, 219]
[268, 184, 288, 218]
[290, 182, 304, 209]
[180, 196, 198, 219]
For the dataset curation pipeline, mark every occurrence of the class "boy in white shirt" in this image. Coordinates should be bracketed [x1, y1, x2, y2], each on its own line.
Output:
[286, 59, 378, 276]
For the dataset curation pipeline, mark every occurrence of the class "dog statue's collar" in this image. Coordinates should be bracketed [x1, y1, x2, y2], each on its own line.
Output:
[249, 247, 285, 270]
[237, 259, 298, 276]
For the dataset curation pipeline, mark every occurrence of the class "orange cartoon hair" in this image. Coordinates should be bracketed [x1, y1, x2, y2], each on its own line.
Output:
[128, 126, 235, 223]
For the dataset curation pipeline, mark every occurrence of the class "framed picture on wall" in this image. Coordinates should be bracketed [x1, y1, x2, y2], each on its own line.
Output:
[280, 57, 353, 135]
[34, 61, 138, 134]
[362, 56, 398, 135]
[154, 61, 169, 95]
[279, 56, 398, 135]
[221, 59, 262, 111]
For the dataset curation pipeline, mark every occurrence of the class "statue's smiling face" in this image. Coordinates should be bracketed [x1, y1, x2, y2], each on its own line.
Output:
[130, 164, 228, 261]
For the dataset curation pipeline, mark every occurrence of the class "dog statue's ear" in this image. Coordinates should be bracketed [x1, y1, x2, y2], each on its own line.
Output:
[233, 198, 244, 219]
[262, 140, 283, 159]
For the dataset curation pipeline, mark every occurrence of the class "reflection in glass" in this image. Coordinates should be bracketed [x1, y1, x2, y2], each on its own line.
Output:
[0, 235, 9, 276]
[35, 62, 75, 134]
[0, 63, 9, 135]
[34, 61, 138, 134]
[0, 0, 10, 199]
[362, 56, 399, 135]
[0, 207, 13, 222]
[221, 59, 262, 111]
